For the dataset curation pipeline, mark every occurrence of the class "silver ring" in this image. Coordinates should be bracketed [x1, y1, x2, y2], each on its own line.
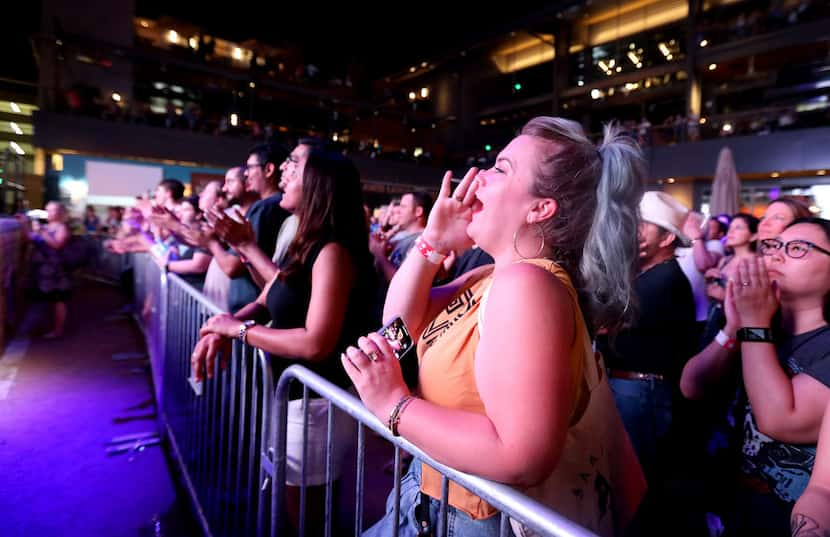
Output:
[367, 351, 379, 362]
[454, 196, 464, 203]
[741, 281, 750, 287]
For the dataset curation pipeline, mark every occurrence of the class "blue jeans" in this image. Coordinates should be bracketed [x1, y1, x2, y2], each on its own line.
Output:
[363, 460, 510, 537]
[609, 377, 673, 476]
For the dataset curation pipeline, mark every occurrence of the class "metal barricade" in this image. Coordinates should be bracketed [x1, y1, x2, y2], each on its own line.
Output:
[0, 218, 23, 352]
[129, 253, 602, 537]
[82, 234, 132, 286]
[263, 365, 600, 537]
[161, 270, 273, 537]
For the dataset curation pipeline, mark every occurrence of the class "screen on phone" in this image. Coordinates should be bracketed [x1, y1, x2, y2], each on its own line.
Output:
[377, 316, 414, 360]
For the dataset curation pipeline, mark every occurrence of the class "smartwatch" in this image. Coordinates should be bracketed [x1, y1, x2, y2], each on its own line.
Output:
[737, 327, 774, 343]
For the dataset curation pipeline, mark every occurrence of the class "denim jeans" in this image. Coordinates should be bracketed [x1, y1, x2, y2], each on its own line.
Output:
[363, 460, 510, 537]
[609, 377, 673, 476]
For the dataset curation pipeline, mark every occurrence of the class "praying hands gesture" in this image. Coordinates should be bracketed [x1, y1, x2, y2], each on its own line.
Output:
[728, 256, 779, 329]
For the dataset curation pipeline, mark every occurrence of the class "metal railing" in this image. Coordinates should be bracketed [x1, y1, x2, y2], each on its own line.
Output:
[0, 218, 24, 352]
[264, 366, 599, 537]
[129, 252, 601, 537]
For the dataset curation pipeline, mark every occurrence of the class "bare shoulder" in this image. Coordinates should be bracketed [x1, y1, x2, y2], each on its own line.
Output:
[493, 262, 567, 290]
[489, 263, 572, 312]
[315, 242, 352, 264]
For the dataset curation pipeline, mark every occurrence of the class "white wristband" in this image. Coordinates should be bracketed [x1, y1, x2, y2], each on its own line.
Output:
[715, 329, 736, 350]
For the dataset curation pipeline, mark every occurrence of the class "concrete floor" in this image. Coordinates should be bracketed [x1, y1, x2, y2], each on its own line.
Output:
[0, 282, 195, 537]
[0, 280, 399, 537]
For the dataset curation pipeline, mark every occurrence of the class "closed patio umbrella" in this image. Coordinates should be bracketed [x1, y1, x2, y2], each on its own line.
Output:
[710, 147, 740, 216]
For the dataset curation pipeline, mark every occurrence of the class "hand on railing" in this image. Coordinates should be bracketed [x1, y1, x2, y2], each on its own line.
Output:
[151, 247, 171, 270]
[200, 312, 240, 339]
[342, 332, 411, 425]
[191, 332, 232, 381]
[207, 207, 255, 249]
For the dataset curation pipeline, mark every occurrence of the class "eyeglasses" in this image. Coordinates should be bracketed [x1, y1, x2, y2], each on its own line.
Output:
[243, 162, 265, 170]
[759, 238, 830, 259]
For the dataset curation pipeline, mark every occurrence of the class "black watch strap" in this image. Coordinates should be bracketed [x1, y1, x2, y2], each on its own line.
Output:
[737, 327, 774, 343]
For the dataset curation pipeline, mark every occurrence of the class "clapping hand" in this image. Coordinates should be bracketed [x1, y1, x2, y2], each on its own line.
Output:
[207, 208, 255, 249]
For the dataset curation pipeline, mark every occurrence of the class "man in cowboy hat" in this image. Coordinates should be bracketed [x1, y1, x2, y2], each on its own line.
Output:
[597, 190, 700, 534]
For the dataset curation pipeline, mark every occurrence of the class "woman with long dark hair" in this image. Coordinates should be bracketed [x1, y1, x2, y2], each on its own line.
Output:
[191, 149, 374, 533]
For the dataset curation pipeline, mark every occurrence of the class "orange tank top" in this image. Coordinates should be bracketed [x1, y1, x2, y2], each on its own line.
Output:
[416, 259, 586, 520]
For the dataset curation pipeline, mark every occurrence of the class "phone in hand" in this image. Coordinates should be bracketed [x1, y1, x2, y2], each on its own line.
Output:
[377, 316, 414, 360]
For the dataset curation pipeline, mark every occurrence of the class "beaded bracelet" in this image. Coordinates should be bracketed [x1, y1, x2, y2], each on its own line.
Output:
[388, 395, 416, 436]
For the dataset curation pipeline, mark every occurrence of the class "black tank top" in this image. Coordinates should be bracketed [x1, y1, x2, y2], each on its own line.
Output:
[265, 240, 374, 398]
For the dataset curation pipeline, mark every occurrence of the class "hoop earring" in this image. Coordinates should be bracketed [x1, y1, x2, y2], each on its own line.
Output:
[512, 223, 546, 260]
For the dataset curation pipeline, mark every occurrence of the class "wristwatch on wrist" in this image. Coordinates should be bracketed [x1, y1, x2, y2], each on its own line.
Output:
[238, 320, 256, 344]
[736, 327, 774, 343]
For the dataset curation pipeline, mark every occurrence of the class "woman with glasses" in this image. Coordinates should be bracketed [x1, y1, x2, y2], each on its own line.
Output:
[681, 217, 830, 535]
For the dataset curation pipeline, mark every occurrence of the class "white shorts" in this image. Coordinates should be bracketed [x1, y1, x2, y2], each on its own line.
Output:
[285, 396, 356, 487]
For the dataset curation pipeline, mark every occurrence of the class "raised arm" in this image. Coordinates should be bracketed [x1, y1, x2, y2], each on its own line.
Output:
[383, 168, 481, 336]
[206, 239, 245, 278]
[680, 278, 740, 399]
[735, 257, 830, 443]
[167, 251, 212, 275]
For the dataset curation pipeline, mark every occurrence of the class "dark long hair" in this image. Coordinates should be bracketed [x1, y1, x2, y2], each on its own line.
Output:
[279, 150, 369, 281]
[731, 213, 760, 251]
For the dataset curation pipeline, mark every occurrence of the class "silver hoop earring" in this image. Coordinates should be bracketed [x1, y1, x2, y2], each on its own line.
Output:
[513, 223, 546, 260]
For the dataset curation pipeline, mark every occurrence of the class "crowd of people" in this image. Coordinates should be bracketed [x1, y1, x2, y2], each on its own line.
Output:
[24, 117, 830, 536]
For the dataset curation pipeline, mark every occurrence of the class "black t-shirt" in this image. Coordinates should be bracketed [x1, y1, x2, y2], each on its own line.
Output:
[450, 247, 495, 280]
[741, 324, 830, 504]
[597, 258, 697, 379]
[175, 243, 210, 289]
[227, 194, 289, 313]
[265, 240, 375, 399]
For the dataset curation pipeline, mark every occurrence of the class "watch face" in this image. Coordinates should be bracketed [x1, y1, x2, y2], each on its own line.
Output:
[738, 327, 773, 342]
